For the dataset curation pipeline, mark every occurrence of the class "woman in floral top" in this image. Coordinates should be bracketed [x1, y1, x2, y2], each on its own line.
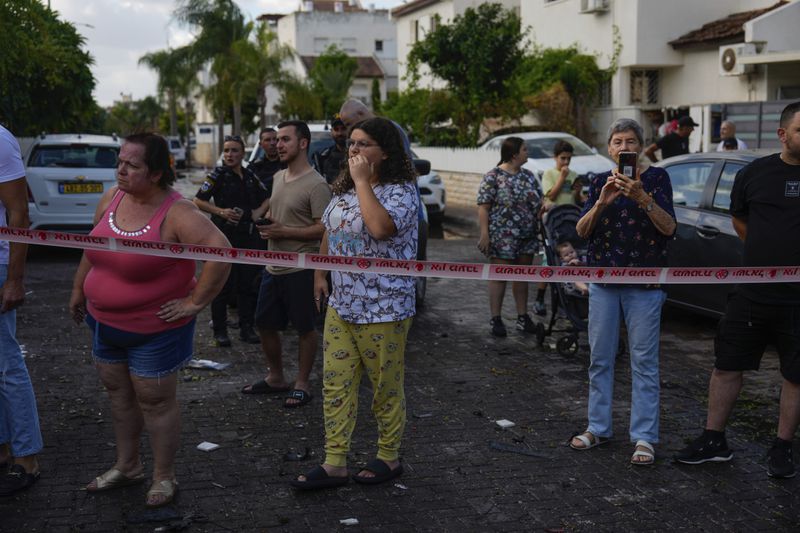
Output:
[571, 118, 676, 466]
[477, 137, 543, 337]
[292, 117, 418, 490]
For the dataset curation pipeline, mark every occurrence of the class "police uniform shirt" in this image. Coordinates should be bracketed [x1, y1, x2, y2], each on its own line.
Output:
[195, 165, 268, 230]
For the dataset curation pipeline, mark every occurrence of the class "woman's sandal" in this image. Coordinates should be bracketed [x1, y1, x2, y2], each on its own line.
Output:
[631, 440, 655, 466]
[569, 431, 609, 450]
[86, 468, 146, 492]
[145, 479, 178, 508]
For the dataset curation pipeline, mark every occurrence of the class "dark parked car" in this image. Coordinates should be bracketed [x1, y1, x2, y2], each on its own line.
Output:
[655, 150, 771, 317]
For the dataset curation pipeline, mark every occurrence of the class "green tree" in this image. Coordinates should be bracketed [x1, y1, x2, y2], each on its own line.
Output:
[309, 45, 358, 119]
[0, 0, 97, 135]
[139, 46, 197, 137]
[274, 75, 323, 121]
[250, 24, 295, 129]
[515, 41, 617, 139]
[407, 3, 526, 145]
[103, 96, 164, 136]
[174, 0, 249, 147]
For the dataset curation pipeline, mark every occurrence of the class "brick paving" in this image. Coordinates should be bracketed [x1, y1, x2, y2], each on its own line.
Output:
[0, 203, 798, 532]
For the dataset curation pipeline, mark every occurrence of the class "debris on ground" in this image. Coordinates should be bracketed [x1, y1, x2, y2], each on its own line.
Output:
[197, 441, 220, 452]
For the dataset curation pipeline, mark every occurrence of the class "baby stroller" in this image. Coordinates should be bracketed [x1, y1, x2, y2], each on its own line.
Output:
[536, 204, 588, 356]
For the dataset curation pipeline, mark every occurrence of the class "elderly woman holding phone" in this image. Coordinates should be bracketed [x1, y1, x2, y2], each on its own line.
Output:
[570, 118, 676, 465]
[69, 133, 230, 506]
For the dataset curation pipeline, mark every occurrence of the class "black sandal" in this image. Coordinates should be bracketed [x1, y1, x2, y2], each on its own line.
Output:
[290, 466, 348, 490]
[352, 459, 403, 485]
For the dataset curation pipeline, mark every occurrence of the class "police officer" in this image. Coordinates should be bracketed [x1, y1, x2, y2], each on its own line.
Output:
[194, 135, 269, 347]
[311, 115, 348, 184]
[249, 127, 284, 196]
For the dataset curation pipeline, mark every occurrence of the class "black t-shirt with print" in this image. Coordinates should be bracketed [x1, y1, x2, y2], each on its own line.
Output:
[195, 165, 268, 237]
[730, 153, 800, 304]
[656, 132, 690, 159]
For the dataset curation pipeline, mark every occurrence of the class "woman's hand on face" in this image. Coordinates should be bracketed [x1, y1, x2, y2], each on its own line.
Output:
[69, 289, 86, 325]
[313, 274, 329, 313]
[157, 296, 203, 323]
[348, 154, 373, 186]
[477, 233, 490, 256]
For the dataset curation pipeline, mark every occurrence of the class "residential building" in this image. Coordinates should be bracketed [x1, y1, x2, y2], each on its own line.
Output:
[261, 0, 397, 122]
[520, 0, 800, 150]
[391, 0, 521, 92]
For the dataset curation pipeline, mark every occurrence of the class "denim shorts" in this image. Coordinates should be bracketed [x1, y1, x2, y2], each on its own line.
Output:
[86, 313, 195, 378]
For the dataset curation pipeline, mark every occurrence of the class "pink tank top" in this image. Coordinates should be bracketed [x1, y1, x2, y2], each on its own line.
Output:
[84, 189, 197, 333]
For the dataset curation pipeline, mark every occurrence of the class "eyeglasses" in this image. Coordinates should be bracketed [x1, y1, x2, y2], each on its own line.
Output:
[346, 139, 379, 150]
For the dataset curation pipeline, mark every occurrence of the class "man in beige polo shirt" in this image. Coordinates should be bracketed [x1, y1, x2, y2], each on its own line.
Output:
[242, 121, 332, 408]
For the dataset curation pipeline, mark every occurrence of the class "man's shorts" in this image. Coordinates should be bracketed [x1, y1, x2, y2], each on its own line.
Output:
[87, 313, 195, 378]
[490, 235, 538, 260]
[714, 292, 800, 383]
[255, 269, 317, 334]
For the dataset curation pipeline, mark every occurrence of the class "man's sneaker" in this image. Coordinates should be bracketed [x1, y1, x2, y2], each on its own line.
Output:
[533, 300, 547, 316]
[767, 438, 796, 478]
[674, 431, 733, 464]
[490, 316, 507, 337]
[213, 332, 232, 348]
[516, 314, 537, 333]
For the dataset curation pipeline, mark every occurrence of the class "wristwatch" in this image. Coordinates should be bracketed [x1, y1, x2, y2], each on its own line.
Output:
[643, 200, 655, 212]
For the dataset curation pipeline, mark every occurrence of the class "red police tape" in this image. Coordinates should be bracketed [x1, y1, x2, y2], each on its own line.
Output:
[3, 226, 800, 285]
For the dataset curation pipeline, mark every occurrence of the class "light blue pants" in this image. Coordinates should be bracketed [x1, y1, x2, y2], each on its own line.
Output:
[586, 284, 666, 443]
[0, 264, 43, 457]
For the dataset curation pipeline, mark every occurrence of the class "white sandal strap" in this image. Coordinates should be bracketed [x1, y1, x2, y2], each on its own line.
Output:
[634, 440, 654, 454]
[573, 434, 592, 448]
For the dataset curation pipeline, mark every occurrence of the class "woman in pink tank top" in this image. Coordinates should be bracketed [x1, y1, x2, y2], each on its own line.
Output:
[68, 133, 231, 508]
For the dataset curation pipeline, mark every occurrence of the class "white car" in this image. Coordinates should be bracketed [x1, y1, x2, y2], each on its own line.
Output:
[164, 136, 186, 168]
[24, 133, 121, 232]
[412, 152, 446, 222]
[481, 132, 613, 179]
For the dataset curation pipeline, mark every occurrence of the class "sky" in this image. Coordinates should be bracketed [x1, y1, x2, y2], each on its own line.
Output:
[50, 0, 406, 107]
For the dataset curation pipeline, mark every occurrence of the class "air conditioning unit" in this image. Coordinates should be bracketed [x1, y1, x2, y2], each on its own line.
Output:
[718, 43, 757, 76]
[580, 0, 610, 13]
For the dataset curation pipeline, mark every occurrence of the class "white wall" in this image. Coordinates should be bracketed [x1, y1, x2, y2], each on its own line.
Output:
[746, 0, 800, 52]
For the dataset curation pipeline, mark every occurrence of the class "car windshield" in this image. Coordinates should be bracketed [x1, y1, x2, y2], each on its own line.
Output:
[28, 145, 119, 168]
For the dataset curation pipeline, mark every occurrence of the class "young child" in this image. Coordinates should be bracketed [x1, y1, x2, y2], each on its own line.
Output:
[556, 241, 589, 296]
[542, 140, 579, 207]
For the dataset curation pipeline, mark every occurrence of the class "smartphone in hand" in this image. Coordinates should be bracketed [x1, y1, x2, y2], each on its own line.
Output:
[254, 218, 273, 226]
[618, 152, 638, 178]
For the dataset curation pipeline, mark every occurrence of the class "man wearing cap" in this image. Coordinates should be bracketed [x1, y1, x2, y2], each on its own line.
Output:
[645, 116, 698, 162]
[312, 116, 348, 185]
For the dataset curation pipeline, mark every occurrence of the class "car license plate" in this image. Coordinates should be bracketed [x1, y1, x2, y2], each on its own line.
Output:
[59, 182, 103, 194]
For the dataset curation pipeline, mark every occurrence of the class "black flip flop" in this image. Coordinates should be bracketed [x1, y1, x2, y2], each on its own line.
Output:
[241, 380, 290, 395]
[284, 389, 312, 408]
[290, 465, 348, 490]
[352, 459, 403, 485]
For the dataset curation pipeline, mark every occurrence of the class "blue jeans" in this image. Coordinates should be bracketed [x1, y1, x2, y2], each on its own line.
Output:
[586, 284, 666, 443]
[0, 264, 43, 457]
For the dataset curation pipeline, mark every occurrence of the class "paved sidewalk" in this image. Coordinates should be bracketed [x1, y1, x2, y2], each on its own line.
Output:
[0, 212, 798, 532]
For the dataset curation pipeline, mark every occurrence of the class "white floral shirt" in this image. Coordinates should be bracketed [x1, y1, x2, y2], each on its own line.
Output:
[322, 182, 419, 324]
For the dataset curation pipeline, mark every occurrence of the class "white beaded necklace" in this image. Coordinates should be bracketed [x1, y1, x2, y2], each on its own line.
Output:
[108, 210, 151, 237]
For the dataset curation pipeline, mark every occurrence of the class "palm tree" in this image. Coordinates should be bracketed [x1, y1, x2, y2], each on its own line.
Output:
[174, 0, 249, 149]
[250, 23, 294, 129]
[139, 48, 184, 136]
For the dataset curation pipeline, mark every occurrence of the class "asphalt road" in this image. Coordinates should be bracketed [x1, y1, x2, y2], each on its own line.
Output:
[0, 200, 797, 532]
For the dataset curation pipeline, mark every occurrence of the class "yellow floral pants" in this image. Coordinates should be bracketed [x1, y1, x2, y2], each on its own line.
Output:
[322, 307, 412, 467]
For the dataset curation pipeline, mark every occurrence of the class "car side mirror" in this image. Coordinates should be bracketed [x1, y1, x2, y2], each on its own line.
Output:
[413, 158, 431, 175]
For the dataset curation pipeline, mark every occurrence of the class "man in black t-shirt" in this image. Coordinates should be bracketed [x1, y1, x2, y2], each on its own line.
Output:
[249, 127, 284, 197]
[675, 101, 800, 478]
[644, 116, 697, 162]
[311, 115, 347, 184]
